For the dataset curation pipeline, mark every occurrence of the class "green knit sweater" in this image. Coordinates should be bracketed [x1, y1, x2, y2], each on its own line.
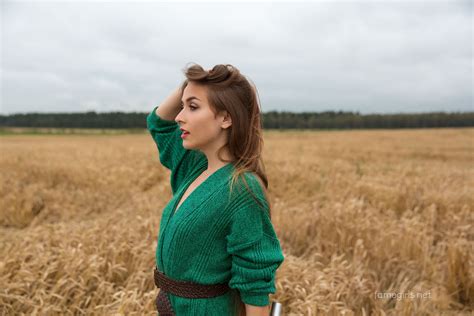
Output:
[146, 105, 284, 315]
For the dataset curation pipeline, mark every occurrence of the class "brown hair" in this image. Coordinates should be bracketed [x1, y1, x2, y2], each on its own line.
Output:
[179, 63, 271, 221]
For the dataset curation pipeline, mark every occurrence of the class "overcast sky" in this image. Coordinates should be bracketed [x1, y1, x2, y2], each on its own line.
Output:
[1, 0, 472, 115]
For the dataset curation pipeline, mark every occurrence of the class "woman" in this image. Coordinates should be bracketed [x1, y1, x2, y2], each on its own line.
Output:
[147, 63, 284, 316]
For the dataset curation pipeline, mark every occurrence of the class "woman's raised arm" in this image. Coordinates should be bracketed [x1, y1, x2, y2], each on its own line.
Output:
[146, 86, 206, 193]
[155, 87, 183, 121]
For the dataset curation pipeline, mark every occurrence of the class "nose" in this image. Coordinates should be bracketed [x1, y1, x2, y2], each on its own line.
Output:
[175, 108, 184, 124]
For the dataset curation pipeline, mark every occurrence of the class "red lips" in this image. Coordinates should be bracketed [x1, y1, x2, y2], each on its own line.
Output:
[180, 128, 190, 138]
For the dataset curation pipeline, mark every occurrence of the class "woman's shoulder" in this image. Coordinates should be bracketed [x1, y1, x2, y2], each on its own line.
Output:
[246, 172, 266, 194]
[226, 171, 267, 211]
[225, 170, 270, 221]
[234, 170, 265, 194]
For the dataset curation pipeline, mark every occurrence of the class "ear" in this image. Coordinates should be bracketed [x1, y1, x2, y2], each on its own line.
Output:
[220, 111, 232, 129]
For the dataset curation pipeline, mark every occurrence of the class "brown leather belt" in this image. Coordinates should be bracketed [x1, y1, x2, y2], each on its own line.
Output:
[153, 267, 231, 315]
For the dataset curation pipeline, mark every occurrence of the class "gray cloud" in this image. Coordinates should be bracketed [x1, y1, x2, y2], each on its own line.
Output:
[1, 0, 472, 114]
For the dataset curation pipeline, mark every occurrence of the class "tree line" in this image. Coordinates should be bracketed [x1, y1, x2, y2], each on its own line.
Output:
[0, 110, 473, 129]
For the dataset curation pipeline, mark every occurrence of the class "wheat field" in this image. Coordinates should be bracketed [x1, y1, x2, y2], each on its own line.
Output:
[0, 128, 473, 315]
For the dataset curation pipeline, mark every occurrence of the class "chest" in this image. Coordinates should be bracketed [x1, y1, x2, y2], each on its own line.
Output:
[174, 173, 209, 214]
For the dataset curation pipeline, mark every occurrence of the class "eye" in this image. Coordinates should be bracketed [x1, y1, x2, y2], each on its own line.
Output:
[181, 103, 198, 111]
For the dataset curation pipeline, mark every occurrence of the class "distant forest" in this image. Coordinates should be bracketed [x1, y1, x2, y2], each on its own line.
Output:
[0, 110, 473, 129]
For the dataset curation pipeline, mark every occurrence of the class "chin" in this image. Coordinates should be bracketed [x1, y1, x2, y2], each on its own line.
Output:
[182, 141, 194, 150]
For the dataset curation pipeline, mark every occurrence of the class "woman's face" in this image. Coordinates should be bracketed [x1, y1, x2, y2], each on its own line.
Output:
[175, 82, 232, 152]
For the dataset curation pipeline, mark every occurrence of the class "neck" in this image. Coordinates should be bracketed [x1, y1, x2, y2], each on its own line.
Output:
[200, 135, 235, 172]
[204, 150, 235, 172]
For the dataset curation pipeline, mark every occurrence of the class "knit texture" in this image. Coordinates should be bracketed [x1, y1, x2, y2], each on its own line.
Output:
[147, 105, 285, 315]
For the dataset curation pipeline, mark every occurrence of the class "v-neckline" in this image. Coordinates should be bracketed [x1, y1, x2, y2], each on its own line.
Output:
[170, 162, 231, 218]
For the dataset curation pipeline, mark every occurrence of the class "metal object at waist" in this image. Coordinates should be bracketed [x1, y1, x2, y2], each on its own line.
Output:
[270, 301, 282, 316]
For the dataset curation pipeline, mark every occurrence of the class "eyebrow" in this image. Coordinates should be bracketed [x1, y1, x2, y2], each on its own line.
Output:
[181, 96, 201, 104]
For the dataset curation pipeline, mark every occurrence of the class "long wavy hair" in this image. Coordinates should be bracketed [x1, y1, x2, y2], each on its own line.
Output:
[179, 63, 271, 215]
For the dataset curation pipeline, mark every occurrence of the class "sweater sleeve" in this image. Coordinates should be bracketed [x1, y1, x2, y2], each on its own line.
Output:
[225, 174, 285, 306]
[146, 105, 206, 194]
